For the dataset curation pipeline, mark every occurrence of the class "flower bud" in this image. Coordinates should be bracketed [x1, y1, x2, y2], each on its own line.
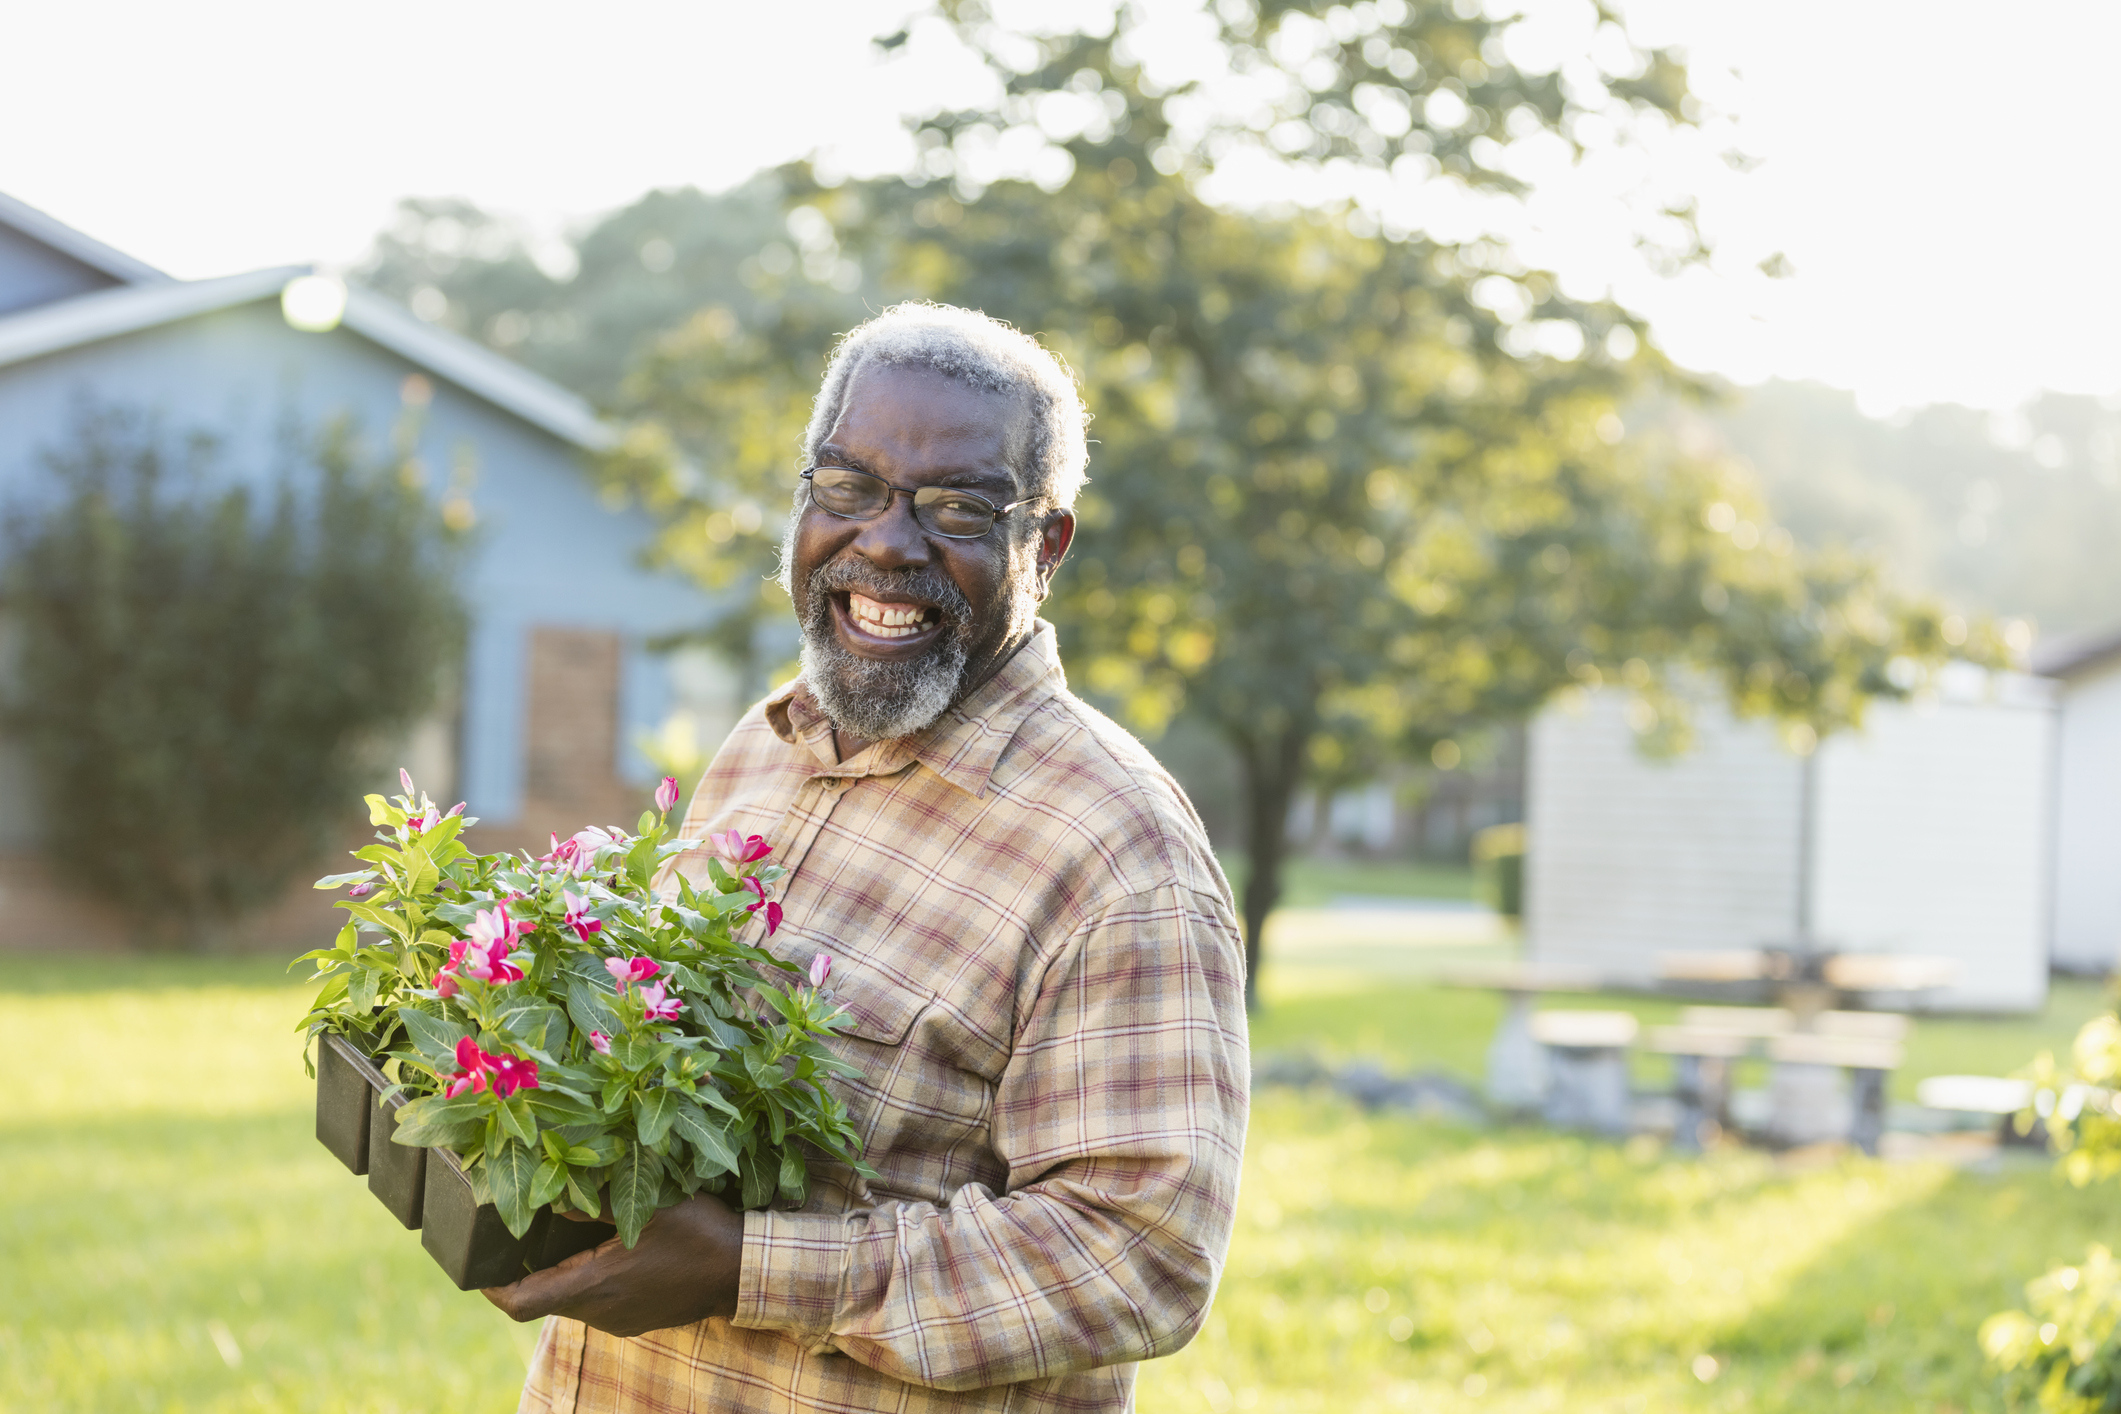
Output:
[655, 776, 681, 814]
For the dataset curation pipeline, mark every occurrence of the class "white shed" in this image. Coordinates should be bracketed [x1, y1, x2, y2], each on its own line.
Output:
[1523, 669, 2057, 1012]
[2036, 628, 2121, 974]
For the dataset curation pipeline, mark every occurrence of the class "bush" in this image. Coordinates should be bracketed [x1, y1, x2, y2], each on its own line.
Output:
[0, 404, 463, 945]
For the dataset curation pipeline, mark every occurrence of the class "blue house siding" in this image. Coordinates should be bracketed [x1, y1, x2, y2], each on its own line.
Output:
[0, 294, 719, 825]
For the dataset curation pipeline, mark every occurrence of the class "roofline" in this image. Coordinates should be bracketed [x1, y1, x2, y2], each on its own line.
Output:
[0, 266, 613, 453]
[0, 191, 171, 285]
[2033, 625, 2121, 681]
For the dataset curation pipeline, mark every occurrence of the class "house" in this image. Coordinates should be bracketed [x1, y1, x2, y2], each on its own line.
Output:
[0, 193, 743, 949]
[1522, 669, 2057, 1012]
[2034, 626, 2121, 974]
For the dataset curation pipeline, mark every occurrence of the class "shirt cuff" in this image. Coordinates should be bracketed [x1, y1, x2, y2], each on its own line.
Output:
[733, 1207, 852, 1343]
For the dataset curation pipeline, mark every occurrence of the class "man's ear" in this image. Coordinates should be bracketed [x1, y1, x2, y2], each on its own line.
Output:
[1035, 511, 1076, 596]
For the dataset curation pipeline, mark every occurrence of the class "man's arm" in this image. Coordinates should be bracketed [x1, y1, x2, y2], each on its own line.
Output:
[736, 883, 1251, 1390]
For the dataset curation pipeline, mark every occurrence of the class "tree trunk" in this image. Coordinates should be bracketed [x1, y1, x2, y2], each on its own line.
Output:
[1230, 724, 1308, 1013]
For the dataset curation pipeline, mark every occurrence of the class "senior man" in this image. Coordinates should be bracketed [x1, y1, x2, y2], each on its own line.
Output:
[490, 302, 1250, 1413]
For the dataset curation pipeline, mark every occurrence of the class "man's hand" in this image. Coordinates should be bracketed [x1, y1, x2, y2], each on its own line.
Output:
[482, 1193, 746, 1338]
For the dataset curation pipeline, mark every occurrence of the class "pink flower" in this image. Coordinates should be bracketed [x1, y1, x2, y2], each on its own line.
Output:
[709, 830, 773, 865]
[741, 876, 784, 936]
[443, 906, 526, 987]
[655, 776, 681, 814]
[562, 890, 603, 943]
[400, 768, 415, 796]
[434, 971, 460, 999]
[405, 810, 429, 834]
[448, 801, 467, 817]
[444, 1036, 491, 1097]
[346, 881, 374, 900]
[489, 1052, 540, 1098]
[808, 953, 832, 989]
[637, 979, 683, 1023]
[443, 1037, 539, 1098]
[588, 1030, 612, 1055]
[541, 826, 622, 877]
[603, 955, 661, 991]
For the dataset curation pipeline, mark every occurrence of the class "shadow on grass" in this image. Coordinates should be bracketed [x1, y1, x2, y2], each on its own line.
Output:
[1, 1108, 534, 1412]
[1698, 1156, 2109, 1412]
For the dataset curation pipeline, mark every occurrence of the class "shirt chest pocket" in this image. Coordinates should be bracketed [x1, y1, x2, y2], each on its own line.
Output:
[820, 966, 999, 1201]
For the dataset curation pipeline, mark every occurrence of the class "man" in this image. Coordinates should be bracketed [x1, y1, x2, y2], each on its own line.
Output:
[489, 302, 1250, 1412]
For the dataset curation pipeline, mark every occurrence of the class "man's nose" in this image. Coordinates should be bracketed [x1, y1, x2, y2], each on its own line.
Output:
[846, 494, 933, 570]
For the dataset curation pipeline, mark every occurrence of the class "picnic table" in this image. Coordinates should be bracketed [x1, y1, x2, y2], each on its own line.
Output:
[1434, 962, 1609, 1110]
[1657, 945, 1959, 1023]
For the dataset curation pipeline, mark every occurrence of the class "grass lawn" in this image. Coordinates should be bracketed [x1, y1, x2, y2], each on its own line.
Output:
[2, 941, 2111, 1412]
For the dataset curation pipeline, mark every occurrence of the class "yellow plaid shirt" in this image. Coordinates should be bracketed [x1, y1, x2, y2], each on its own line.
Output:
[520, 621, 1250, 1412]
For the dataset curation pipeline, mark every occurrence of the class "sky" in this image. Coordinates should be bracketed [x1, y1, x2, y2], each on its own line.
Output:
[4, 0, 2116, 417]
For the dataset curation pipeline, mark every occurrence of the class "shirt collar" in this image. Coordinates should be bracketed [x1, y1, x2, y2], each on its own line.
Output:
[763, 620, 1066, 798]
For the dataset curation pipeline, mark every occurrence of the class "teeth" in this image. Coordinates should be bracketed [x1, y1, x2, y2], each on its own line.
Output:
[849, 592, 931, 638]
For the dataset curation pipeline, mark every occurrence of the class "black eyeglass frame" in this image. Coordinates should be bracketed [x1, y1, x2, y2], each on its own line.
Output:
[800, 464, 1042, 540]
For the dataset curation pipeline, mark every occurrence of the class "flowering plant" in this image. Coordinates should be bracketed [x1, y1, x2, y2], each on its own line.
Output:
[299, 771, 868, 1247]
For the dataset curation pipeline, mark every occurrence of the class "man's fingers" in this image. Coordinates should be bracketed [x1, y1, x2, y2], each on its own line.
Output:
[480, 1244, 609, 1321]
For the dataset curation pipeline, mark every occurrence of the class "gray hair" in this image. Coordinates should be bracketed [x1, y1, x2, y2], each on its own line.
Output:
[799, 302, 1090, 511]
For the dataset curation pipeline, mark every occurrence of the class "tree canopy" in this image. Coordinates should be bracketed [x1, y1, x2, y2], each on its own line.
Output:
[367, 0, 1984, 1003]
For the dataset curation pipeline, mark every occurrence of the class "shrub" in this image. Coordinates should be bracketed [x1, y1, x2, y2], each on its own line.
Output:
[0, 404, 462, 945]
[302, 774, 868, 1243]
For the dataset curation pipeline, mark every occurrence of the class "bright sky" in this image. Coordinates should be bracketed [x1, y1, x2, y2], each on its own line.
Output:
[5, 0, 2116, 416]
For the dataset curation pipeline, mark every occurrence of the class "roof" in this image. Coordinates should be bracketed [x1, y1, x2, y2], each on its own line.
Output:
[0, 192, 171, 285]
[2033, 625, 2121, 681]
[0, 265, 613, 452]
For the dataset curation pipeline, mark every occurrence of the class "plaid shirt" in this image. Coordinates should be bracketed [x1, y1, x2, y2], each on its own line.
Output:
[520, 622, 1250, 1413]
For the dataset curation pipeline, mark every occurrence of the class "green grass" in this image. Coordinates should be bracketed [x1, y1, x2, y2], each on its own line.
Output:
[2, 951, 2109, 1412]
[1220, 855, 1481, 907]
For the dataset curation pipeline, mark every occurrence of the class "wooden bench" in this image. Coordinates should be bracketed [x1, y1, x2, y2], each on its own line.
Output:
[1646, 1027, 1751, 1150]
[1767, 1032, 1903, 1154]
[1529, 1010, 1638, 1136]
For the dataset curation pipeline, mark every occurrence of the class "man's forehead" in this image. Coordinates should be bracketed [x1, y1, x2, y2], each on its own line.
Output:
[830, 364, 1032, 481]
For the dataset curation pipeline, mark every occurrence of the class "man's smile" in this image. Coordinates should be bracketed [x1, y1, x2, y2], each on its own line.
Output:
[834, 590, 946, 652]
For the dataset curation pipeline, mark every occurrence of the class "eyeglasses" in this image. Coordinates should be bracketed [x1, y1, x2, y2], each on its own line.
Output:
[802, 464, 1039, 540]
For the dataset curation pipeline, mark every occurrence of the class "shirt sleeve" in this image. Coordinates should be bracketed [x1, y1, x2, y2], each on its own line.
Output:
[730, 883, 1252, 1392]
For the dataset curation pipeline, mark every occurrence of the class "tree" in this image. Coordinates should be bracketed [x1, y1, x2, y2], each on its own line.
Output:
[0, 405, 463, 945]
[385, 2, 1984, 1005]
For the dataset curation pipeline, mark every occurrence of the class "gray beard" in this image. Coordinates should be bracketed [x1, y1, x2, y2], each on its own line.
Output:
[781, 503, 1048, 744]
[796, 560, 977, 744]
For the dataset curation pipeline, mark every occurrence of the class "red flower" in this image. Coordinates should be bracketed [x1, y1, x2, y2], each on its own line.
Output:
[603, 955, 660, 990]
[741, 876, 784, 936]
[636, 979, 683, 1023]
[562, 890, 604, 943]
[709, 830, 773, 866]
[444, 1036, 540, 1099]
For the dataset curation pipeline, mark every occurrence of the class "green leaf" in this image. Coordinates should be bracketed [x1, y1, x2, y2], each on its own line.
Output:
[391, 1094, 484, 1147]
[636, 1089, 680, 1146]
[565, 975, 623, 1039]
[565, 1170, 604, 1219]
[611, 1035, 664, 1071]
[347, 966, 380, 1016]
[609, 1140, 665, 1248]
[529, 1157, 569, 1211]
[637, 809, 658, 835]
[497, 1095, 538, 1147]
[739, 1146, 775, 1210]
[670, 1104, 739, 1178]
[541, 1131, 569, 1165]
[404, 845, 441, 897]
[396, 1006, 468, 1066]
[314, 869, 378, 890]
[487, 1138, 540, 1238]
[777, 1148, 808, 1205]
[340, 900, 410, 938]
[563, 1144, 605, 1167]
